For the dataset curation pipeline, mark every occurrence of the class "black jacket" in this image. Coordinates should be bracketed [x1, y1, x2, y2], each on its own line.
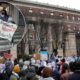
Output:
[69, 70, 80, 80]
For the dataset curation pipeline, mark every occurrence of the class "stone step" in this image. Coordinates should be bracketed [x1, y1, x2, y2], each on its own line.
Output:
[13, 35, 22, 39]
[0, 37, 22, 46]
[0, 45, 12, 51]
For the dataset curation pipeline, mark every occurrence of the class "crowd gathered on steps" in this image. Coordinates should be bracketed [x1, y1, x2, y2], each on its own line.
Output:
[0, 54, 80, 80]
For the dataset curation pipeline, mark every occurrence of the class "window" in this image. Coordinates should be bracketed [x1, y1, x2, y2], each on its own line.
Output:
[19, 12, 25, 26]
[50, 13, 54, 16]
[72, 16, 75, 21]
[78, 17, 80, 21]
[59, 14, 63, 18]
[67, 15, 69, 20]
[28, 24, 34, 30]
[29, 10, 33, 13]
[60, 14, 63, 17]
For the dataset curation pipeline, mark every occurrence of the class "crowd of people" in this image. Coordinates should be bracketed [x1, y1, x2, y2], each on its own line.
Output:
[0, 54, 80, 80]
[0, 5, 80, 80]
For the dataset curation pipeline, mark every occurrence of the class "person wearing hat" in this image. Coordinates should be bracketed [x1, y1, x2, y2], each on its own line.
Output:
[10, 64, 20, 80]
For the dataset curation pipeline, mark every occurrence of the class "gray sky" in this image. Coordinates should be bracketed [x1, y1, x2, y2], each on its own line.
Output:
[31, 0, 80, 10]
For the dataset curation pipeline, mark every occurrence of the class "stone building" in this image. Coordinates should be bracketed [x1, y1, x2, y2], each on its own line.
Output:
[8, 0, 80, 57]
[0, 2, 25, 59]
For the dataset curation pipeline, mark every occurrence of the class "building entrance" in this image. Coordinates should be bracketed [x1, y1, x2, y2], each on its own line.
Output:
[76, 33, 80, 56]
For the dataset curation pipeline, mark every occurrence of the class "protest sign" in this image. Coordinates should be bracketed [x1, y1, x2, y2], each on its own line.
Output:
[33, 53, 40, 60]
[39, 51, 48, 60]
[0, 20, 17, 41]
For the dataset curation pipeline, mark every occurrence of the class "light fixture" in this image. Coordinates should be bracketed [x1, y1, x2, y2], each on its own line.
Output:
[40, 11, 44, 14]
[60, 14, 63, 17]
[29, 9, 33, 13]
[50, 13, 54, 16]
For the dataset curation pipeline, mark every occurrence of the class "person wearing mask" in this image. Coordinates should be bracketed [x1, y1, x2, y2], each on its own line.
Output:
[0, 8, 9, 22]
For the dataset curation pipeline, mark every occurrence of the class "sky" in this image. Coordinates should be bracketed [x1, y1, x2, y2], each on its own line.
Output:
[31, 0, 80, 10]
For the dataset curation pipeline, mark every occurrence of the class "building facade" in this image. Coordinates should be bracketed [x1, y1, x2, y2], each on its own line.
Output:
[0, 2, 25, 60]
[9, 0, 80, 57]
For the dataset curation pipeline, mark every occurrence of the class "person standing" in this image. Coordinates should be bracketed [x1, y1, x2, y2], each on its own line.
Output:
[68, 61, 80, 80]
[39, 67, 55, 80]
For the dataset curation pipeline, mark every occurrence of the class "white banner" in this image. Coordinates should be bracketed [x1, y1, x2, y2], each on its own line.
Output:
[0, 20, 17, 41]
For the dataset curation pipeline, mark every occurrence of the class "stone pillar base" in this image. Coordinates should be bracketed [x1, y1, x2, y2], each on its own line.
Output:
[57, 48, 63, 57]
[65, 32, 77, 57]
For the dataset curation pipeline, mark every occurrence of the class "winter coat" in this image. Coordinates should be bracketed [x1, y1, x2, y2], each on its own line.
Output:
[10, 72, 19, 80]
[69, 70, 80, 80]
[61, 72, 73, 80]
[52, 69, 60, 80]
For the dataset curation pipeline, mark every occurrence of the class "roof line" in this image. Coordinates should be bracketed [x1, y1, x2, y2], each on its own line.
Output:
[12, 0, 80, 13]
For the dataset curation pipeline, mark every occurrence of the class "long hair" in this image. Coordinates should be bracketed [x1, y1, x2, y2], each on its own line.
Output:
[62, 63, 69, 74]
[42, 67, 52, 78]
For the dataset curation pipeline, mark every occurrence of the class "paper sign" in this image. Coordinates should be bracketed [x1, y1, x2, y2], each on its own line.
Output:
[40, 51, 48, 60]
[0, 20, 17, 41]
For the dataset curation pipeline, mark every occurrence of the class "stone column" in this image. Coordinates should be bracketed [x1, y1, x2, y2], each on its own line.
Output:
[9, 5, 19, 25]
[57, 25, 63, 57]
[65, 32, 77, 57]
[48, 24, 53, 55]
[35, 22, 41, 53]
[24, 43, 29, 55]
[24, 25, 29, 55]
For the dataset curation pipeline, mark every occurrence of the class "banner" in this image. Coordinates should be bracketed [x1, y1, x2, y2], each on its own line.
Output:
[4, 53, 12, 59]
[0, 20, 17, 41]
[39, 51, 48, 60]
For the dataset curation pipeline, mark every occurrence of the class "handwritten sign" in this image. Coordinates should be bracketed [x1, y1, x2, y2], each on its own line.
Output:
[0, 19, 17, 41]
